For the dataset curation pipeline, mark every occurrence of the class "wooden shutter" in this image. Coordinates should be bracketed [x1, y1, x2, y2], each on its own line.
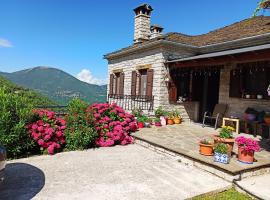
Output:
[168, 82, 177, 103]
[109, 74, 114, 95]
[119, 72, 124, 95]
[131, 71, 137, 96]
[146, 69, 154, 97]
[229, 69, 241, 98]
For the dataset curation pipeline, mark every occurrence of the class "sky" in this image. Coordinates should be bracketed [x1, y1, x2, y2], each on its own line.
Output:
[0, 0, 267, 85]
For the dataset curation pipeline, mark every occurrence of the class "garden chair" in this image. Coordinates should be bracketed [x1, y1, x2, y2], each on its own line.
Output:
[202, 104, 227, 129]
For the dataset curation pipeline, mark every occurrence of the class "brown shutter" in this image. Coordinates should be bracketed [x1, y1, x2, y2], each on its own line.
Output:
[169, 82, 177, 103]
[119, 72, 124, 95]
[131, 71, 137, 96]
[109, 74, 114, 95]
[229, 69, 241, 98]
[146, 69, 154, 97]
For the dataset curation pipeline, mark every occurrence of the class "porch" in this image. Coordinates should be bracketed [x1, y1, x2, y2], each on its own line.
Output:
[132, 123, 270, 181]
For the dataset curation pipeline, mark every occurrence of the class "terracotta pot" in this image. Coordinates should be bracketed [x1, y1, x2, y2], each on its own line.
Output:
[238, 147, 254, 164]
[199, 143, 214, 156]
[167, 119, 174, 125]
[213, 136, 235, 155]
[137, 122, 144, 128]
[155, 122, 161, 127]
[174, 118, 181, 124]
[264, 117, 270, 125]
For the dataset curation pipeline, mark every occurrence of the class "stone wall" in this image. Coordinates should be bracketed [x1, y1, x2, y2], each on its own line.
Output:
[219, 64, 270, 118]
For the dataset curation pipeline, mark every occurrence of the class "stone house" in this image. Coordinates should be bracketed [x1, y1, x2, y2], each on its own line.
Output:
[104, 4, 270, 122]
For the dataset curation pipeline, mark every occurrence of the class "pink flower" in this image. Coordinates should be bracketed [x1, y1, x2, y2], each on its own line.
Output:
[47, 145, 55, 155]
[38, 139, 45, 146]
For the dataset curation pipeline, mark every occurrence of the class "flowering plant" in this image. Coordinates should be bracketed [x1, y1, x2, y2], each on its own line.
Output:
[219, 126, 235, 139]
[235, 136, 260, 152]
[88, 103, 137, 147]
[27, 109, 66, 155]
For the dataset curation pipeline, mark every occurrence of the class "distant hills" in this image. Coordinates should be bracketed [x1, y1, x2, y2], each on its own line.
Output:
[0, 75, 56, 106]
[0, 67, 107, 105]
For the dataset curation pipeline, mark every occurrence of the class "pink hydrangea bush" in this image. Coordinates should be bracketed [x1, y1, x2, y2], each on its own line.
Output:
[235, 136, 260, 152]
[27, 109, 66, 155]
[88, 103, 137, 147]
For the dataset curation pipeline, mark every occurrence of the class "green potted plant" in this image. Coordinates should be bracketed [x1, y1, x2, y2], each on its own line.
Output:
[172, 109, 181, 124]
[214, 126, 235, 155]
[137, 115, 147, 128]
[213, 143, 230, 164]
[154, 118, 161, 127]
[199, 136, 214, 156]
[167, 112, 174, 125]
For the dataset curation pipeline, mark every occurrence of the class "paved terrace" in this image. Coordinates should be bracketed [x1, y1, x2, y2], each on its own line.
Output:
[132, 123, 270, 179]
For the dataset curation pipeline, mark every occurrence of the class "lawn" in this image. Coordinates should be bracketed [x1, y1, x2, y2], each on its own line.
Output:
[192, 188, 252, 200]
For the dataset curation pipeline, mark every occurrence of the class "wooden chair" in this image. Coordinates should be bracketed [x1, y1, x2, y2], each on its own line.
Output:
[202, 104, 227, 129]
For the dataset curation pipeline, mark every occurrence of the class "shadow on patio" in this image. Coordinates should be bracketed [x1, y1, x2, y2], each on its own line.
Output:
[0, 163, 45, 200]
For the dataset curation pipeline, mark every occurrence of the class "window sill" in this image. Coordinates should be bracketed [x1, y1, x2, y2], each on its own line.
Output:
[230, 97, 270, 102]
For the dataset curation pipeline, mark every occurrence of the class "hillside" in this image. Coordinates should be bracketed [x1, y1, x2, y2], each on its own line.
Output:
[0, 67, 107, 105]
[0, 75, 56, 106]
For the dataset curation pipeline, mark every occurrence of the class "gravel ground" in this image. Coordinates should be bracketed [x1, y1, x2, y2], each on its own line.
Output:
[0, 144, 230, 200]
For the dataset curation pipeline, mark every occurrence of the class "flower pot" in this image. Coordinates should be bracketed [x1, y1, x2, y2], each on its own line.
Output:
[214, 152, 230, 164]
[213, 136, 234, 155]
[238, 147, 254, 164]
[167, 119, 174, 125]
[144, 122, 151, 128]
[155, 122, 161, 127]
[199, 143, 214, 156]
[137, 122, 144, 128]
[264, 117, 270, 125]
[173, 118, 181, 124]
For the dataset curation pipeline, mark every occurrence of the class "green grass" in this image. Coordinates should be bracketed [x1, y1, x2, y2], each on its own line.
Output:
[192, 188, 252, 200]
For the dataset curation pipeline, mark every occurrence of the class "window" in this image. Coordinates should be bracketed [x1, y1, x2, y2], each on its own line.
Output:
[229, 61, 270, 99]
[139, 69, 148, 96]
[131, 68, 153, 97]
[109, 72, 124, 95]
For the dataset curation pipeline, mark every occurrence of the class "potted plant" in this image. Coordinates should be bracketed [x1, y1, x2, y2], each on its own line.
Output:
[167, 112, 174, 125]
[236, 136, 260, 164]
[214, 143, 230, 164]
[137, 115, 147, 128]
[264, 112, 270, 125]
[214, 126, 235, 155]
[154, 118, 162, 127]
[173, 109, 181, 124]
[199, 136, 214, 156]
[144, 118, 152, 128]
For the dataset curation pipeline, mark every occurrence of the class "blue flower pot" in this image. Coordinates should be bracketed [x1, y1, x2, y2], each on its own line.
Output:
[214, 152, 230, 164]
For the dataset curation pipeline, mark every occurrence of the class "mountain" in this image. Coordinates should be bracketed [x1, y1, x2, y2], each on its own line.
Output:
[0, 67, 107, 105]
[0, 75, 56, 106]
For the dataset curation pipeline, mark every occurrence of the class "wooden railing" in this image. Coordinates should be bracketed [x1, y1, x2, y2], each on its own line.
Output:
[107, 94, 154, 111]
[35, 105, 67, 117]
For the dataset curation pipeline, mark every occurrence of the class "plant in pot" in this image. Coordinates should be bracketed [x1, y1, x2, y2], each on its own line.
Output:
[199, 136, 214, 156]
[236, 136, 260, 164]
[264, 112, 270, 125]
[173, 109, 181, 124]
[154, 118, 162, 127]
[214, 143, 230, 164]
[155, 106, 168, 126]
[167, 112, 174, 125]
[137, 115, 147, 129]
[144, 118, 152, 128]
[214, 126, 235, 155]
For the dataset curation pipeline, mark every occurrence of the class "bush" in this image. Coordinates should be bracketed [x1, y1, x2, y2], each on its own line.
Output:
[64, 99, 98, 151]
[27, 109, 66, 155]
[89, 103, 137, 147]
[0, 87, 38, 158]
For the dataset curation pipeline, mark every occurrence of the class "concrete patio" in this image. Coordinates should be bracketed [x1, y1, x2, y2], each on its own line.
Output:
[132, 122, 270, 181]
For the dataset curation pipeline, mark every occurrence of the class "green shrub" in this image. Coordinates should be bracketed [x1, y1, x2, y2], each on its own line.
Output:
[0, 87, 38, 158]
[64, 98, 98, 151]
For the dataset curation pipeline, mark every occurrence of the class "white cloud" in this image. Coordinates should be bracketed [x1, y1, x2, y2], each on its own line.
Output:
[76, 69, 107, 85]
[0, 38, 13, 48]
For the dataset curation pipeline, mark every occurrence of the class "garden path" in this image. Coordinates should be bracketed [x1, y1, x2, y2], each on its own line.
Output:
[0, 145, 230, 200]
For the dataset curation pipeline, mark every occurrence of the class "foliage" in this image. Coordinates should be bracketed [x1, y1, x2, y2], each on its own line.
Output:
[200, 136, 214, 145]
[89, 103, 137, 147]
[0, 87, 38, 158]
[235, 136, 260, 152]
[137, 115, 148, 123]
[154, 118, 161, 123]
[168, 112, 174, 119]
[154, 106, 168, 118]
[192, 187, 252, 200]
[214, 143, 228, 154]
[27, 110, 66, 155]
[64, 99, 98, 151]
[219, 126, 234, 139]
[172, 109, 181, 118]
[132, 108, 144, 118]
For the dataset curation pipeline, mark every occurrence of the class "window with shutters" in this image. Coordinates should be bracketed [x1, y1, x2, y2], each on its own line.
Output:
[131, 68, 153, 98]
[109, 72, 124, 95]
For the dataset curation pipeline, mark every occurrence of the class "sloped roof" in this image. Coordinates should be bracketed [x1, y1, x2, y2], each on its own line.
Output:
[164, 16, 270, 46]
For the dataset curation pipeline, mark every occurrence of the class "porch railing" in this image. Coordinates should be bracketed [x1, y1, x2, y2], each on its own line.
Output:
[107, 94, 154, 111]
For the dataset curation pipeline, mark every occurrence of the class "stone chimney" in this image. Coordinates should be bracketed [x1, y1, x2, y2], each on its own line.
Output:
[150, 25, 163, 39]
[133, 4, 153, 43]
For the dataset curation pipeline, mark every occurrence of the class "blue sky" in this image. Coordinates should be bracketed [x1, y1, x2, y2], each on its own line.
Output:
[0, 0, 266, 84]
